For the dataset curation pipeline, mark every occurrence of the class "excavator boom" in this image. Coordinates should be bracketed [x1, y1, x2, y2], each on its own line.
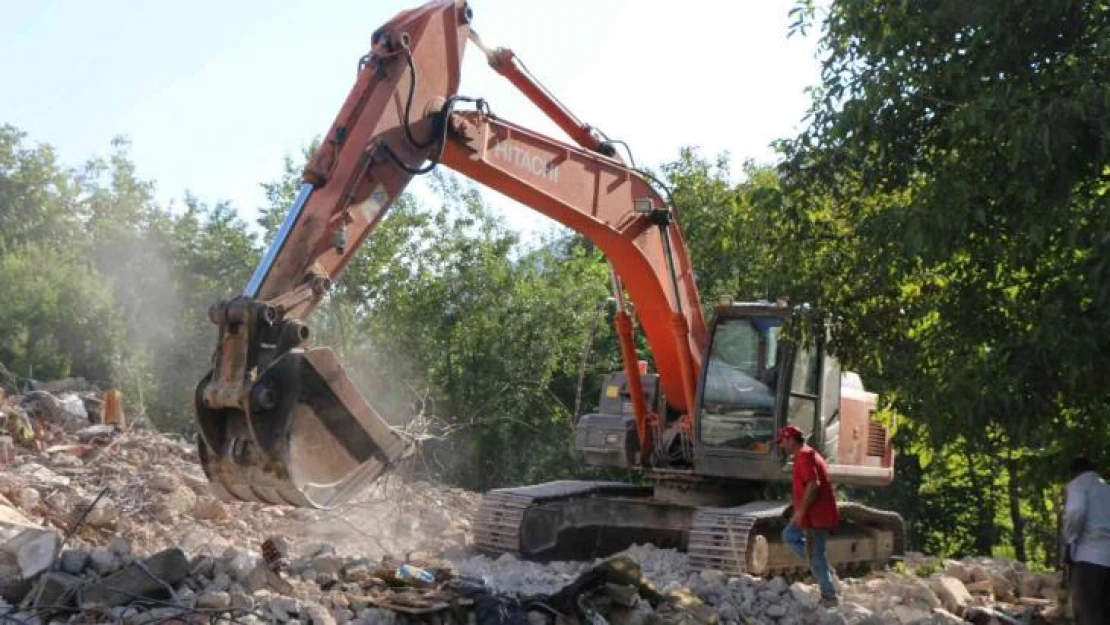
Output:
[194, 0, 706, 508]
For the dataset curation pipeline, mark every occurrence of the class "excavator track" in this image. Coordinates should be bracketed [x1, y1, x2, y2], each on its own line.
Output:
[687, 500, 905, 578]
[475, 483, 905, 580]
[475, 480, 658, 559]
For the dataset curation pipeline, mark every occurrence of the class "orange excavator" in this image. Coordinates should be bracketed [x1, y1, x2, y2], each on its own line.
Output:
[194, 0, 905, 577]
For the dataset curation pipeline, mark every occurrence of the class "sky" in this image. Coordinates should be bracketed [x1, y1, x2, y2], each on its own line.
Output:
[1, 0, 824, 243]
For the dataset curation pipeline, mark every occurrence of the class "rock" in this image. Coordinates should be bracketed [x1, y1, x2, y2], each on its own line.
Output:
[60, 549, 88, 574]
[27, 571, 83, 609]
[14, 463, 70, 487]
[2, 526, 60, 579]
[152, 486, 196, 521]
[76, 424, 116, 442]
[17, 487, 40, 511]
[206, 572, 233, 593]
[20, 391, 86, 430]
[109, 535, 132, 559]
[968, 565, 989, 583]
[891, 604, 932, 623]
[989, 571, 1015, 602]
[929, 576, 971, 616]
[266, 594, 302, 621]
[819, 611, 849, 625]
[89, 548, 121, 575]
[929, 608, 965, 624]
[305, 602, 337, 625]
[941, 560, 970, 583]
[178, 528, 231, 556]
[964, 579, 992, 594]
[766, 576, 788, 594]
[221, 547, 260, 582]
[83, 495, 118, 528]
[789, 581, 819, 609]
[230, 589, 254, 611]
[58, 393, 89, 422]
[197, 590, 231, 610]
[81, 548, 190, 608]
[312, 554, 346, 576]
[341, 563, 375, 585]
[148, 473, 179, 493]
[192, 495, 228, 520]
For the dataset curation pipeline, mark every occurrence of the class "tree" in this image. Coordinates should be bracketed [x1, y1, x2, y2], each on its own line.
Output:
[777, 0, 1110, 563]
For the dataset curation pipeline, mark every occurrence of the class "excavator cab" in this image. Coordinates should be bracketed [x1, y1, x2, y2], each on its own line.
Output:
[692, 299, 895, 488]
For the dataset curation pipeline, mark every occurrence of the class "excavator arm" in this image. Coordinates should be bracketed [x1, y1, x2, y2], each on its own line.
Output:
[194, 0, 706, 509]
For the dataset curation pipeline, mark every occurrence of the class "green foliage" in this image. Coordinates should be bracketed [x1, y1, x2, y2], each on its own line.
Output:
[775, 0, 1110, 566]
[0, 124, 261, 427]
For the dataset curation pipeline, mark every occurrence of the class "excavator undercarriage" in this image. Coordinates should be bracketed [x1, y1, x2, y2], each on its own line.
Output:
[474, 480, 905, 579]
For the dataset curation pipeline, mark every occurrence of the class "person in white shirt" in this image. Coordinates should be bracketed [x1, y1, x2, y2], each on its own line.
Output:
[1062, 457, 1110, 625]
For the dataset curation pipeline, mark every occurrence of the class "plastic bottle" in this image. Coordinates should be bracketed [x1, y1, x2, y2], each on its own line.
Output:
[397, 563, 435, 585]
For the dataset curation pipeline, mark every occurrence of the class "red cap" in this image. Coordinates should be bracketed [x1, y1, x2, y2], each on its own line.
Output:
[774, 424, 805, 444]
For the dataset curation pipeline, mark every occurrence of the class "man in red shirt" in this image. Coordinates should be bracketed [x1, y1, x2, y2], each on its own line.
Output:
[775, 424, 839, 606]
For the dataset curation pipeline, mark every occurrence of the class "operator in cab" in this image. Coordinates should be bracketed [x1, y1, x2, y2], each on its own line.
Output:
[776, 424, 840, 607]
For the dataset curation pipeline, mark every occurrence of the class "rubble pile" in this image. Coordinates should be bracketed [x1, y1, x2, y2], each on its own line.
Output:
[0, 383, 1070, 624]
[0, 384, 479, 563]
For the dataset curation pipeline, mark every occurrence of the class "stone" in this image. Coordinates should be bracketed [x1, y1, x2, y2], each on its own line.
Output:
[197, 590, 231, 610]
[192, 495, 228, 520]
[305, 602, 337, 625]
[312, 554, 346, 576]
[26, 571, 83, 610]
[716, 601, 739, 622]
[206, 572, 233, 593]
[109, 535, 132, 559]
[17, 488, 41, 511]
[818, 611, 849, 625]
[222, 547, 260, 582]
[267, 594, 302, 620]
[88, 548, 121, 575]
[188, 554, 216, 579]
[59, 549, 88, 575]
[84, 496, 118, 528]
[891, 604, 931, 623]
[766, 576, 788, 594]
[964, 579, 992, 594]
[230, 589, 254, 611]
[989, 571, 1015, 602]
[968, 565, 989, 583]
[789, 581, 819, 609]
[929, 576, 971, 616]
[2, 526, 60, 579]
[80, 548, 190, 608]
[341, 563, 375, 585]
[148, 473, 179, 493]
[929, 608, 965, 624]
[153, 487, 196, 522]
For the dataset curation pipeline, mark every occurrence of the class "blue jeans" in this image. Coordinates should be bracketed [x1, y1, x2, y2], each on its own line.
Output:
[782, 522, 836, 598]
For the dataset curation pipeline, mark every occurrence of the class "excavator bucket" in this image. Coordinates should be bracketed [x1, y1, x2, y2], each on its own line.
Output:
[195, 346, 414, 509]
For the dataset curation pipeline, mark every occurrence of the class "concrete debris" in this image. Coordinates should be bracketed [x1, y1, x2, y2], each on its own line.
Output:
[0, 383, 1069, 624]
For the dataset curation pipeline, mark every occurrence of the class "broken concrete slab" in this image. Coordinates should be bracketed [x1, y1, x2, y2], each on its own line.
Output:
[0, 497, 39, 543]
[79, 547, 189, 609]
[929, 575, 973, 616]
[4, 526, 60, 579]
